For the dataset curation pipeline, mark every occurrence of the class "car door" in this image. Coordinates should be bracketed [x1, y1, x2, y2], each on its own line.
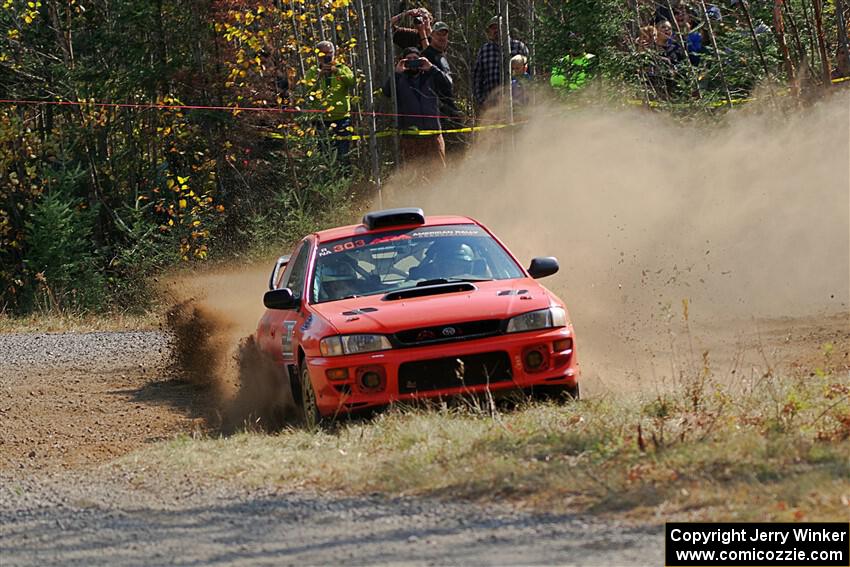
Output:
[259, 239, 312, 364]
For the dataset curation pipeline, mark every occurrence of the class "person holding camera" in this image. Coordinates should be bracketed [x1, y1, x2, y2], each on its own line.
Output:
[303, 41, 355, 165]
[383, 47, 451, 167]
[390, 7, 432, 51]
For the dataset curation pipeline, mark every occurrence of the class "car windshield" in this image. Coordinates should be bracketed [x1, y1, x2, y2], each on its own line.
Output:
[311, 224, 524, 303]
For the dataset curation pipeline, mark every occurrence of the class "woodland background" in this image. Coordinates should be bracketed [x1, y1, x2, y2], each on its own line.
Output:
[1, 0, 847, 315]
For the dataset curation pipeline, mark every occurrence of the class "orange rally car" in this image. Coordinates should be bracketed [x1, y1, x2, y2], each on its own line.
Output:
[257, 208, 580, 426]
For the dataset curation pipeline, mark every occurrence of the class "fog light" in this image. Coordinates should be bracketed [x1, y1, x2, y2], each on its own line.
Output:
[525, 349, 545, 369]
[522, 345, 550, 373]
[553, 338, 573, 352]
[326, 368, 349, 381]
[356, 365, 386, 392]
[361, 372, 380, 389]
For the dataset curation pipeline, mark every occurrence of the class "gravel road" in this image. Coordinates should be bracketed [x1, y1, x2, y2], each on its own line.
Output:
[0, 471, 662, 566]
[0, 330, 665, 566]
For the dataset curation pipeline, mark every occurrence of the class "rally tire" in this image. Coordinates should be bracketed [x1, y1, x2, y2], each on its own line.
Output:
[300, 364, 323, 429]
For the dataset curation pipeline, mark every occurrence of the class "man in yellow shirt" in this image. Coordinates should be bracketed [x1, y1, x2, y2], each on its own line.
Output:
[303, 41, 355, 166]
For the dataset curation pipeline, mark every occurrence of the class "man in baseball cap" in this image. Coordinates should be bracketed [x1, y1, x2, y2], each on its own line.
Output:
[422, 21, 462, 126]
[473, 15, 529, 107]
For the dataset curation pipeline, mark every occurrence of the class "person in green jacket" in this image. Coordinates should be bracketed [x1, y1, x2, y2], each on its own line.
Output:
[303, 41, 355, 165]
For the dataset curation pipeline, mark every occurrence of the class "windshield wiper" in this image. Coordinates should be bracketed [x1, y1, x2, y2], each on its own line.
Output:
[415, 277, 492, 287]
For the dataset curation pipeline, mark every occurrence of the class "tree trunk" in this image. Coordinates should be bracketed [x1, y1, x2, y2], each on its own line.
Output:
[835, 0, 850, 77]
[697, 0, 733, 106]
[355, 0, 381, 200]
[740, 1, 771, 78]
[385, 0, 399, 166]
[772, 0, 798, 96]
[499, 2, 513, 126]
[812, 0, 832, 84]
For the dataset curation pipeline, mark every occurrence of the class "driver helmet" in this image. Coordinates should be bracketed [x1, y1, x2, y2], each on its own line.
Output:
[427, 240, 474, 275]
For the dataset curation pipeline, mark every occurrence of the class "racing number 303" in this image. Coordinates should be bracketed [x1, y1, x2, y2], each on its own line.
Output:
[332, 240, 366, 253]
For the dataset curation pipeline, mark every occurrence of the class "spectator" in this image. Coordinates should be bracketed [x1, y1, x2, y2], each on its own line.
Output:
[422, 21, 462, 122]
[655, 19, 686, 65]
[638, 24, 658, 50]
[472, 16, 529, 108]
[647, 19, 685, 98]
[303, 41, 355, 165]
[390, 8, 432, 51]
[383, 47, 451, 167]
[510, 54, 530, 107]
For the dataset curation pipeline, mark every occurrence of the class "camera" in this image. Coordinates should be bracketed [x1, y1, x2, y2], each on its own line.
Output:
[413, 16, 423, 25]
[321, 54, 332, 65]
[404, 58, 423, 70]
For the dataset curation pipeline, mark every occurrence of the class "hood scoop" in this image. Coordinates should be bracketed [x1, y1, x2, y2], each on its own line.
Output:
[383, 282, 475, 301]
[342, 307, 378, 316]
[498, 289, 529, 296]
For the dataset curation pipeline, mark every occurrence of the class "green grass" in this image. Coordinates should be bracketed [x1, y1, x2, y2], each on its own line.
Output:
[115, 367, 850, 522]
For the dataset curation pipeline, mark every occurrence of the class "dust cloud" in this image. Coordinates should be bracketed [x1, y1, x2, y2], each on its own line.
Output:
[380, 91, 850, 387]
[159, 93, 848, 405]
[163, 264, 300, 431]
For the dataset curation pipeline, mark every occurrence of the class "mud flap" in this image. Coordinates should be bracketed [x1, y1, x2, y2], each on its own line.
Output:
[286, 364, 303, 406]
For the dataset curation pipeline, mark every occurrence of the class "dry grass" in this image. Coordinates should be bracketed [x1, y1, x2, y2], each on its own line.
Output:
[0, 310, 161, 334]
[118, 353, 850, 523]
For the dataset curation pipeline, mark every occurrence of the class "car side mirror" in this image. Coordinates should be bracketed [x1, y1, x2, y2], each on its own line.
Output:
[268, 255, 291, 290]
[528, 257, 559, 279]
[264, 288, 297, 310]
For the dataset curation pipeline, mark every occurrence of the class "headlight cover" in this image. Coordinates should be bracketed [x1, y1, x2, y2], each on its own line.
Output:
[506, 307, 567, 333]
[320, 334, 392, 356]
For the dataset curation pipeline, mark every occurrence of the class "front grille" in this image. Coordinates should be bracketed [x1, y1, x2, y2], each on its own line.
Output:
[393, 319, 501, 347]
[398, 351, 512, 394]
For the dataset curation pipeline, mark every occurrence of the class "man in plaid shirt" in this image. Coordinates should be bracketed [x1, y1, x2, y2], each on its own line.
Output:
[473, 16, 529, 108]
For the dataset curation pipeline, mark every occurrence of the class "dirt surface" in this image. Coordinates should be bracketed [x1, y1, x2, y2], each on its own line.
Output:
[0, 314, 847, 565]
[0, 331, 209, 472]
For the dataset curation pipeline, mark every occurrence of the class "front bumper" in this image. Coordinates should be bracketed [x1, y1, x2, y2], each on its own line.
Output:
[305, 327, 579, 416]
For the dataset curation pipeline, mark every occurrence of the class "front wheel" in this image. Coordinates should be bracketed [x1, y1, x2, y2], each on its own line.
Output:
[300, 364, 323, 429]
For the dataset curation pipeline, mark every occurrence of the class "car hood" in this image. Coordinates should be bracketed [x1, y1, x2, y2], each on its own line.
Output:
[310, 279, 556, 335]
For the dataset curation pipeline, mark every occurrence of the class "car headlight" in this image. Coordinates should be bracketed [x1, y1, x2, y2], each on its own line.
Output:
[319, 334, 392, 356]
[506, 307, 566, 333]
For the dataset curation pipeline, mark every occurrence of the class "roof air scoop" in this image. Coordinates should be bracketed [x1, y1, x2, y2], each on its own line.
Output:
[362, 208, 425, 230]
